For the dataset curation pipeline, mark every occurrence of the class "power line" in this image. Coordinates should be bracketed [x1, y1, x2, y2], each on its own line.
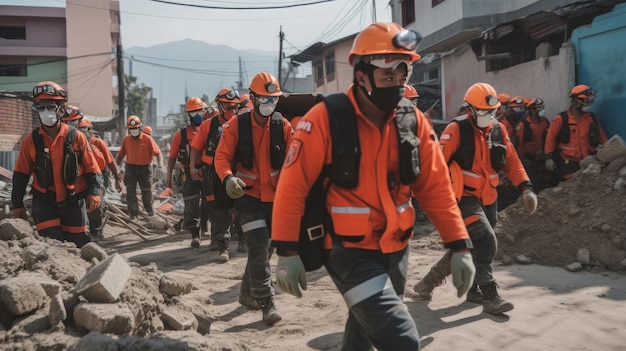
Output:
[148, 0, 334, 10]
[128, 53, 273, 64]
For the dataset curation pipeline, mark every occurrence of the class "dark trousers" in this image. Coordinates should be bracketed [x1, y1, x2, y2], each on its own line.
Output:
[31, 195, 91, 248]
[325, 243, 419, 351]
[124, 164, 153, 216]
[202, 164, 237, 241]
[459, 196, 498, 285]
[235, 195, 273, 299]
[180, 176, 203, 237]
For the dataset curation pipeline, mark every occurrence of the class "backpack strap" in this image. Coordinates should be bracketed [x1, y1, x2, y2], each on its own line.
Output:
[177, 127, 190, 167]
[451, 117, 475, 170]
[557, 111, 570, 144]
[269, 111, 286, 170]
[522, 118, 532, 142]
[205, 117, 221, 157]
[236, 112, 254, 169]
[395, 98, 420, 185]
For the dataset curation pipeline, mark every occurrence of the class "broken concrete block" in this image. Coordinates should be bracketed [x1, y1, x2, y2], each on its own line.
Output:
[73, 302, 134, 335]
[515, 255, 532, 264]
[0, 276, 48, 315]
[597, 135, 626, 163]
[0, 218, 33, 240]
[577, 249, 591, 265]
[48, 294, 67, 326]
[160, 306, 195, 330]
[193, 312, 211, 336]
[566, 262, 583, 272]
[80, 242, 108, 262]
[159, 275, 192, 296]
[74, 253, 131, 303]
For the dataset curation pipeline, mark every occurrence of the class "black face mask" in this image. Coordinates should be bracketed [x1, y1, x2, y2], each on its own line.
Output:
[360, 70, 404, 113]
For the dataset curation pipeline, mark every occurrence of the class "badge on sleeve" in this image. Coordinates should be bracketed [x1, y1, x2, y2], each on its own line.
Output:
[283, 139, 303, 169]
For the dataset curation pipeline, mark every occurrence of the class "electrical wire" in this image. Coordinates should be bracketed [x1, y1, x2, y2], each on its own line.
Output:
[148, 0, 333, 10]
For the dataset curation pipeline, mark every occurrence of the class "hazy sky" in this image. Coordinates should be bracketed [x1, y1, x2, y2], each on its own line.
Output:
[4, 0, 392, 55]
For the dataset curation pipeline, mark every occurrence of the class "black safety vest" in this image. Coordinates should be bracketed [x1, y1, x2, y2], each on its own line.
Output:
[236, 111, 286, 170]
[177, 127, 191, 167]
[204, 116, 222, 158]
[557, 111, 600, 147]
[450, 117, 507, 171]
[32, 126, 79, 190]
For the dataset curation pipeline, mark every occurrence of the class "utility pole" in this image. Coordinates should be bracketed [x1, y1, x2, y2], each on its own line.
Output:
[372, 0, 377, 22]
[116, 42, 125, 144]
[237, 57, 244, 92]
[277, 26, 284, 86]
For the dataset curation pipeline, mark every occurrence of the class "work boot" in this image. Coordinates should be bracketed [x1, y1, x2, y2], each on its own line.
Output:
[216, 240, 229, 263]
[256, 296, 282, 325]
[466, 284, 483, 304]
[413, 250, 453, 300]
[480, 282, 514, 315]
[239, 285, 261, 310]
[190, 228, 201, 248]
[237, 232, 248, 253]
[191, 237, 201, 248]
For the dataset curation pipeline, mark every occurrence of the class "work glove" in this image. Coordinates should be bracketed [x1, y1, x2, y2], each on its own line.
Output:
[225, 176, 246, 199]
[451, 251, 476, 298]
[155, 166, 165, 180]
[13, 208, 27, 220]
[545, 159, 556, 172]
[86, 194, 101, 213]
[522, 189, 538, 214]
[276, 255, 307, 298]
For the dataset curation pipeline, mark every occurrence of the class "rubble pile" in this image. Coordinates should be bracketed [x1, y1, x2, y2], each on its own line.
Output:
[496, 135, 626, 272]
[0, 219, 213, 351]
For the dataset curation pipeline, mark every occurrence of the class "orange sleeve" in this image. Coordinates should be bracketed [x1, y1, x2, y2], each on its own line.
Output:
[190, 119, 210, 152]
[214, 116, 240, 182]
[169, 130, 181, 159]
[76, 132, 101, 175]
[117, 136, 128, 161]
[410, 112, 470, 244]
[439, 121, 461, 162]
[544, 114, 563, 156]
[92, 138, 114, 165]
[14, 133, 36, 175]
[89, 140, 107, 171]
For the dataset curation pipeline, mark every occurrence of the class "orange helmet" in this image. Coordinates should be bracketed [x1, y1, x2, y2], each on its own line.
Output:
[249, 72, 281, 97]
[216, 88, 241, 103]
[33, 81, 67, 104]
[404, 84, 419, 99]
[348, 22, 421, 66]
[127, 115, 142, 129]
[497, 93, 510, 105]
[570, 84, 594, 98]
[526, 98, 544, 110]
[464, 83, 500, 110]
[206, 106, 220, 119]
[143, 126, 153, 135]
[78, 117, 92, 128]
[186, 97, 206, 112]
[449, 161, 463, 202]
[509, 96, 528, 108]
[60, 104, 83, 122]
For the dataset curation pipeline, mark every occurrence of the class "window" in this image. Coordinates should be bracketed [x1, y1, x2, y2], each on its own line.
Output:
[314, 61, 324, 86]
[324, 52, 335, 81]
[0, 26, 26, 40]
[0, 64, 27, 76]
[432, 0, 445, 7]
[402, 0, 415, 26]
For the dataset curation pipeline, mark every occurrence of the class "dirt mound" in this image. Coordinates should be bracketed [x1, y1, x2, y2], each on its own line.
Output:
[496, 159, 626, 271]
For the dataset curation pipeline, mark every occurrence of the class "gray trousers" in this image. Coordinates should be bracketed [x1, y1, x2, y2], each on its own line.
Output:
[458, 196, 498, 285]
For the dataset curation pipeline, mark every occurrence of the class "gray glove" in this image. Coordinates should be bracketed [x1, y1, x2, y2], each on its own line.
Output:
[545, 159, 556, 172]
[523, 189, 538, 214]
[451, 252, 476, 298]
[225, 176, 246, 199]
[276, 255, 307, 298]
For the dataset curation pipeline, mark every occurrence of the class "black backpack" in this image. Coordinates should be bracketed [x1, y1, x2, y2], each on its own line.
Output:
[450, 117, 507, 172]
[32, 126, 79, 191]
[557, 111, 600, 147]
[236, 111, 286, 170]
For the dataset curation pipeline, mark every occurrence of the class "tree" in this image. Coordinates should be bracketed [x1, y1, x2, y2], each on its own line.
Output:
[124, 74, 153, 119]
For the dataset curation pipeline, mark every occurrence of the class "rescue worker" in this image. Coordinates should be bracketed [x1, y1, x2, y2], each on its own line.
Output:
[189, 90, 245, 258]
[79, 118, 123, 193]
[12, 81, 101, 248]
[495, 93, 510, 122]
[166, 97, 206, 248]
[143, 125, 153, 135]
[271, 23, 476, 349]
[115, 115, 164, 219]
[502, 95, 527, 148]
[237, 93, 253, 115]
[544, 85, 608, 181]
[214, 72, 293, 325]
[414, 82, 538, 315]
[516, 98, 552, 192]
[404, 84, 419, 106]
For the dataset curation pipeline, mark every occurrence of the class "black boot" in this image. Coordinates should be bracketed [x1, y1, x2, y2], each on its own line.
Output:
[256, 296, 282, 325]
[413, 250, 452, 300]
[190, 228, 201, 248]
[481, 282, 514, 315]
[238, 284, 260, 310]
[466, 284, 483, 304]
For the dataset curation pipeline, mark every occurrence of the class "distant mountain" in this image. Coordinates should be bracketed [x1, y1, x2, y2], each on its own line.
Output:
[126, 39, 276, 116]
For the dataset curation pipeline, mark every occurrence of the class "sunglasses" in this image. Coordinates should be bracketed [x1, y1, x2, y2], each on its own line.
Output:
[392, 29, 422, 51]
[255, 95, 278, 104]
[217, 90, 240, 101]
[32, 103, 59, 112]
[33, 85, 66, 98]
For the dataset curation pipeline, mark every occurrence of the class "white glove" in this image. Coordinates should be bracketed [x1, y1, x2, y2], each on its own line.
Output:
[155, 166, 165, 180]
[545, 159, 556, 172]
[225, 176, 246, 199]
[276, 255, 307, 298]
[523, 189, 538, 214]
[451, 252, 476, 298]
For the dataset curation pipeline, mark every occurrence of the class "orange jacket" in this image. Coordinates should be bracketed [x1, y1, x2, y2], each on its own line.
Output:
[117, 132, 161, 166]
[272, 87, 471, 253]
[14, 124, 101, 203]
[544, 106, 608, 162]
[440, 117, 530, 206]
[214, 111, 293, 202]
[501, 117, 520, 148]
[516, 116, 550, 160]
[169, 125, 198, 168]
[190, 114, 230, 165]
[90, 137, 115, 167]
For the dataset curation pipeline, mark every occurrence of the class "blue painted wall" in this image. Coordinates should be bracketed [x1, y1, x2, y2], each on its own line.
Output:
[571, 3, 626, 139]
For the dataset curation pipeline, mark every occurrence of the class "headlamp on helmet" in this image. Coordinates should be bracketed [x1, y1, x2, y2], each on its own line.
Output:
[217, 89, 240, 101]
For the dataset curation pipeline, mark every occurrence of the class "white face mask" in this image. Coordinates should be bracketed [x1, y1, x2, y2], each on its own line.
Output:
[129, 129, 140, 137]
[581, 105, 592, 112]
[39, 110, 58, 127]
[476, 115, 493, 128]
[538, 109, 546, 117]
[258, 102, 277, 117]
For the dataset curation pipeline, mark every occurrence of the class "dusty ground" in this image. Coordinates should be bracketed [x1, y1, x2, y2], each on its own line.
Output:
[1, 157, 626, 350]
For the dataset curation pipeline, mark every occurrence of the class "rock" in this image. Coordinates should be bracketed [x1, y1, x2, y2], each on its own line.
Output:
[596, 135, 626, 163]
[607, 156, 626, 172]
[579, 155, 597, 170]
[74, 253, 132, 303]
[600, 224, 611, 233]
[161, 306, 196, 331]
[80, 242, 108, 262]
[159, 275, 193, 297]
[500, 255, 514, 265]
[576, 249, 591, 265]
[193, 312, 211, 336]
[515, 255, 533, 264]
[48, 294, 67, 326]
[73, 302, 134, 335]
[0, 218, 33, 241]
[0, 276, 48, 315]
[566, 262, 583, 272]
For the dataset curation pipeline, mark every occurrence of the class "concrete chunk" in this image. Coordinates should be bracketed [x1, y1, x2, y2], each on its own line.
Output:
[159, 275, 192, 296]
[48, 294, 67, 326]
[577, 249, 591, 265]
[74, 253, 131, 303]
[73, 302, 134, 335]
[597, 135, 626, 163]
[0, 276, 48, 315]
[80, 242, 108, 262]
[160, 306, 196, 330]
[0, 218, 33, 240]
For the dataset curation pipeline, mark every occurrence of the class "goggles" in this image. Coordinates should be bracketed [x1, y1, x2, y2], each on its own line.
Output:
[255, 95, 278, 104]
[576, 97, 595, 105]
[392, 29, 421, 51]
[188, 109, 204, 117]
[217, 90, 240, 101]
[33, 84, 66, 99]
[32, 103, 59, 112]
[573, 88, 595, 98]
[512, 107, 525, 113]
[62, 107, 83, 118]
[528, 98, 544, 110]
[485, 95, 499, 107]
[510, 97, 525, 106]
[474, 108, 496, 117]
[366, 54, 411, 70]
